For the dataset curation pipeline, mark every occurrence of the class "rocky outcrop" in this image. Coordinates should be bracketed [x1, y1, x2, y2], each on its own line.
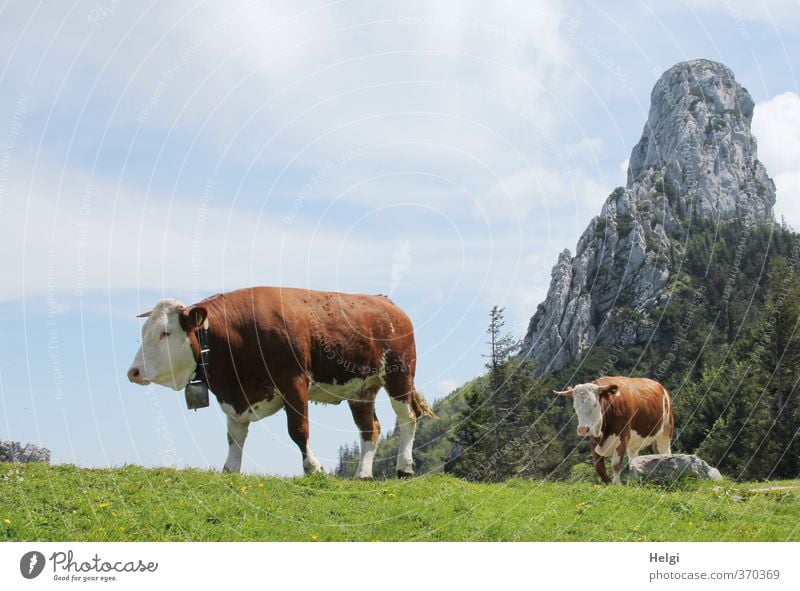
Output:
[627, 59, 775, 223]
[625, 453, 722, 483]
[0, 441, 51, 464]
[522, 60, 776, 373]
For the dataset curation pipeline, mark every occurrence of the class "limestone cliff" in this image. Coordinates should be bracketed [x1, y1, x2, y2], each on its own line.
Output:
[521, 59, 776, 373]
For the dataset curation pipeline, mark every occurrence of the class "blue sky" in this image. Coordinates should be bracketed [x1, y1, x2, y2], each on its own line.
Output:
[1, 0, 799, 475]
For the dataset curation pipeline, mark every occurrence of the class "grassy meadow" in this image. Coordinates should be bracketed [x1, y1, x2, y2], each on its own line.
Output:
[1, 463, 798, 542]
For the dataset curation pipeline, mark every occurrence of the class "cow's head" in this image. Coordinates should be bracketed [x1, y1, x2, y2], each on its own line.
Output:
[554, 382, 619, 437]
[127, 299, 207, 390]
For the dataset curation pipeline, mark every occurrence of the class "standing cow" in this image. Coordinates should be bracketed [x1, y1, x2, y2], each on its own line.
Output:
[127, 287, 433, 479]
[554, 376, 674, 484]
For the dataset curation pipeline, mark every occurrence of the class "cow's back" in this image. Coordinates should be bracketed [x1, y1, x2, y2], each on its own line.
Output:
[299, 288, 415, 385]
[199, 287, 415, 386]
[594, 376, 671, 439]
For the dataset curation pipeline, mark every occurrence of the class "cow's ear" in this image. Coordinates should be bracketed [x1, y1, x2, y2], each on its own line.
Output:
[598, 384, 619, 398]
[179, 306, 207, 331]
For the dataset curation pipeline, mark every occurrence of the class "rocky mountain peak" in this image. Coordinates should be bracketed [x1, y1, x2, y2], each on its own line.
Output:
[628, 59, 774, 222]
[522, 60, 776, 374]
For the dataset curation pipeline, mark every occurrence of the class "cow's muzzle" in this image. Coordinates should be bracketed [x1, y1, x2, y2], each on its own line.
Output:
[577, 426, 591, 437]
[127, 366, 149, 385]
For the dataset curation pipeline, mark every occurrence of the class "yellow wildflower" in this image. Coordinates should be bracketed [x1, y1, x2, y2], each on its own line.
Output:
[3, 518, 10, 525]
[310, 533, 319, 541]
[98, 503, 110, 509]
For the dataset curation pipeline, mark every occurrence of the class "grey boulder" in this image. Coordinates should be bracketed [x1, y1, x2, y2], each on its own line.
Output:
[0, 440, 51, 464]
[625, 453, 722, 483]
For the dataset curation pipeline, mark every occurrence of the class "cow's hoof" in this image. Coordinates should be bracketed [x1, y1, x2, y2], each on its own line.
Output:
[357, 476, 374, 481]
[303, 457, 323, 475]
[397, 470, 414, 479]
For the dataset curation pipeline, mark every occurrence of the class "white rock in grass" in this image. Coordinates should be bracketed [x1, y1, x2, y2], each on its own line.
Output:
[625, 453, 722, 483]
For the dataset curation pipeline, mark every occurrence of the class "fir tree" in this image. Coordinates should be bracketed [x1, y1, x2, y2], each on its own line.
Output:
[446, 307, 563, 481]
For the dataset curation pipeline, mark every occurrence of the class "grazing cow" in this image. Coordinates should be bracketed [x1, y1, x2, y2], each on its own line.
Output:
[127, 287, 433, 479]
[554, 377, 674, 484]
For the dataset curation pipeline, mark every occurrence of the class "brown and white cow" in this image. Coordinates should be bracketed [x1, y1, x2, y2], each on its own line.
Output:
[127, 287, 433, 478]
[554, 376, 674, 484]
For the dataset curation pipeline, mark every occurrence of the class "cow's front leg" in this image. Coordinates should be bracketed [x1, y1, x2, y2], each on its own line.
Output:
[589, 436, 611, 484]
[282, 375, 322, 475]
[223, 416, 249, 473]
[611, 436, 628, 485]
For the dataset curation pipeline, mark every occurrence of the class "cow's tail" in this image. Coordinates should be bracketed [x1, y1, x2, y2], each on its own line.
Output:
[411, 388, 437, 419]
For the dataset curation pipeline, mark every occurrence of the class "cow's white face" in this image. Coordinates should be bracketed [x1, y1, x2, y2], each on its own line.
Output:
[128, 299, 197, 391]
[570, 383, 607, 438]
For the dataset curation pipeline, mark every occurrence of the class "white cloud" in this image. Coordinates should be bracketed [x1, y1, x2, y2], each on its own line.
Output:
[0, 0, 608, 336]
[0, 164, 485, 303]
[684, 0, 800, 24]
[436, 379, 460, 395]
[0, 1, 575, 168]
[753, 92, 800, 229]
[474, 165, 609, 224]
[566, 136, 604, 160]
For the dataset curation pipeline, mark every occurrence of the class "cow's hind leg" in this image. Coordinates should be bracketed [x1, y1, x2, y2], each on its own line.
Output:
[656, 432, 672, 455]
[348, 395, 381, 480]
[223, 416, 249, 473]
[384, 372, 419, 478]
[280, 374, 322, 475]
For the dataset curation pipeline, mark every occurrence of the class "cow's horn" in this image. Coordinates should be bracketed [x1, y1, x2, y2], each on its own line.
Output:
[553, 388, 574, 397]
[136, 310, 153, 318]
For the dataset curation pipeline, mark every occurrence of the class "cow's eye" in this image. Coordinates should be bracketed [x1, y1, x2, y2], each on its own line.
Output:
[159, 331, 170, 340]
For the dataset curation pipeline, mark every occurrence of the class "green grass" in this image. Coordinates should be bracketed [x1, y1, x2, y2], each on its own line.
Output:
[1, 463, 798, 541]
